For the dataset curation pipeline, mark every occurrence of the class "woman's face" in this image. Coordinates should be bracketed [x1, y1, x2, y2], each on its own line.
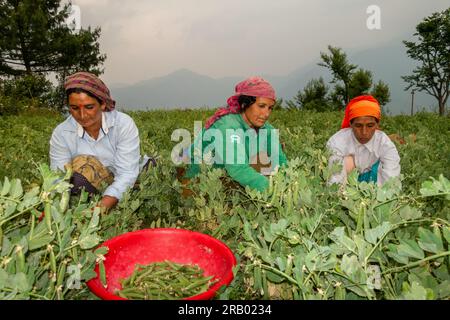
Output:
[350, 116, 379, 144]
[242, 97, 275, 129]
[68, 92, 105, 130]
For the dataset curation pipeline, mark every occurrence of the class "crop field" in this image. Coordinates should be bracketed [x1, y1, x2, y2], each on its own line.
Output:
[0, 109, 449, 300]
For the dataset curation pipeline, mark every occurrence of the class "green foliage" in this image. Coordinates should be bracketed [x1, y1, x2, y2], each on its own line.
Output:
[402, 8, 450, 116]
[315, 45, 391, 109]
[0, 0, 105, 76]
[371, 80, 391, 107]
[0, 0, 106, 111]
[0, 109, 448, 300]
[292, 77, 331, 112]
[0, 74, 56, 115]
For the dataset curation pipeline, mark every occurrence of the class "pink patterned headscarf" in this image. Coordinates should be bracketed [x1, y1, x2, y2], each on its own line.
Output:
[64, 72, 116, 111]
[204, 76, 276, 129]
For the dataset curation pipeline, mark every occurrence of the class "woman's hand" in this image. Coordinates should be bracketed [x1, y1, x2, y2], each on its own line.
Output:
[99, 195, 118, 212]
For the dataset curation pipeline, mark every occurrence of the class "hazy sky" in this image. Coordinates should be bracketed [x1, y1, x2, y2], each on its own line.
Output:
[72, 0, 450, 86]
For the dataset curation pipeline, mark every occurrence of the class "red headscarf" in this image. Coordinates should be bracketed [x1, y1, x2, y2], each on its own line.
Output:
[341, 95, 381, 129]
[205, 76, 276, 129]
[64, 72, 116, 111]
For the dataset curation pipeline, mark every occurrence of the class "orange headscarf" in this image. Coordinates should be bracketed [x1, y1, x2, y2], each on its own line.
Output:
[341, 95, 381, 129]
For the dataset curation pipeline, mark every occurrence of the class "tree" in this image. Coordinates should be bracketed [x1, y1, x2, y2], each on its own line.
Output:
[318, 45, 357, 107]
[0, 0, 106, 109]
[402, 8, 450, 116]
[348, 69, 373, 98]
[294, 77, 331, 111]
[0, 0, 105, 76]
[318, 45, 391, 110]
[371, 80, 391, 107]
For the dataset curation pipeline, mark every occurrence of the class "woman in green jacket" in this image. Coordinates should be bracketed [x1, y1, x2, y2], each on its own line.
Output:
[184, 76, 288, 192]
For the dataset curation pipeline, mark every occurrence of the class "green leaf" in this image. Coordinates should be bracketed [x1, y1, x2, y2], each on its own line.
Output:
[1, 177, 11, 196]
[0, 269, 8, 290]
[443, 227, 450, 245]
[417, 227, 444, 254]
[28, 234, 55, 251]
[399, 206, 422, 221]
[4, 202, 17, 218]
[365, 222, 391, 245]
[28, 221, 55, 250]
[275, 256, 286, 272]
[436, 280, 450, 299]
[386, 244, 409, 264]
[9, 179, 23, 199]
[262, 227, 276, 243]
[402, 281, 430, 300]
[265, 270, 284, 284]
[8, 272, 31, 292]
[1, 236, 12, 257]
[397, 239, 425, 260]
[270, 219, 289, 235]
[329, 227, 356, 253]
[78, 234, 101, 250]
[94, 246, 109, 256]
[340, 254, 359, 276]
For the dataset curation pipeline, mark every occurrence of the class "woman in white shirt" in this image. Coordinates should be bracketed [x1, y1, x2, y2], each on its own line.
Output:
[326, 95, 401, 186]
[50, 72, 151, 210]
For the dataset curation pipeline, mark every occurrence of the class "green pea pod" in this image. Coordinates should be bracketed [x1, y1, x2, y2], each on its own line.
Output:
[44, 202, 53, 233]
[49, 246, 57, 274]
[286, 189, 293, 214]
[46, 276, 55, 299]
[335, 285, 346, 300]
[254, 266, 262, 292]
[183, 276, 213, 292]
[99, 260, 107, 288]
[16, 246, 25, 273]
[0, 226, 3, 249]
[57, 261, 67, 288]
[261, 270, 268, 299]
[59, 191, 70, 213]
[285, 255, 293, 277]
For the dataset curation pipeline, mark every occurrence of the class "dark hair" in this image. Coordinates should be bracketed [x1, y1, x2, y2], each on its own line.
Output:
[66, 88, 103, 105]
[238, 95, 256, 111]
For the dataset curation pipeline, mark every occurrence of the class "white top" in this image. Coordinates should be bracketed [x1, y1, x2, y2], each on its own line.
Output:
[326, 128, 401, 186]
[49, 111, 142, 200]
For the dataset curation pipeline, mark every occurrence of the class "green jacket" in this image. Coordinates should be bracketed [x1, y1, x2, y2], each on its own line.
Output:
[185, 113, 288, 192]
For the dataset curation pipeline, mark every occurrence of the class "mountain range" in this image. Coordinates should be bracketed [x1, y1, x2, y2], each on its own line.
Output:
[110, 38, 438, 115]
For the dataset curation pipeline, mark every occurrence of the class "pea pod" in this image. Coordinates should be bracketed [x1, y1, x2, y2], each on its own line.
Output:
[48, 245, 57, 274]
[99, 260, 107, 288]
[59, 191, 70, 213]
[57, 261, 67, 289]
[285, 255, 294, 277]
[116, 261, 217, 300]
[44, 202, 53, 234]
[254, 266, 262, 292]
[16, 245, 25, 273]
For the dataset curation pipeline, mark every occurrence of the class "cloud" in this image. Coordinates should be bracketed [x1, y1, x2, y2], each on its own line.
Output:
[70, 0, 450, 85]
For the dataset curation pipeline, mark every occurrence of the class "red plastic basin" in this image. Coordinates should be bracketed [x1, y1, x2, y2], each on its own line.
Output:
[86, 228, 237, 300]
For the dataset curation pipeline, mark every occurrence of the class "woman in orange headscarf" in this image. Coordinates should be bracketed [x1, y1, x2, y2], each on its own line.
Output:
[326, 95, 401, 185]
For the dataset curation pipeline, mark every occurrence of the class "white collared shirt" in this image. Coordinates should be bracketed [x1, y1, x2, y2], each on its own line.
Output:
[326, 128, 401, 186]
[49, 110, 141, 200]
